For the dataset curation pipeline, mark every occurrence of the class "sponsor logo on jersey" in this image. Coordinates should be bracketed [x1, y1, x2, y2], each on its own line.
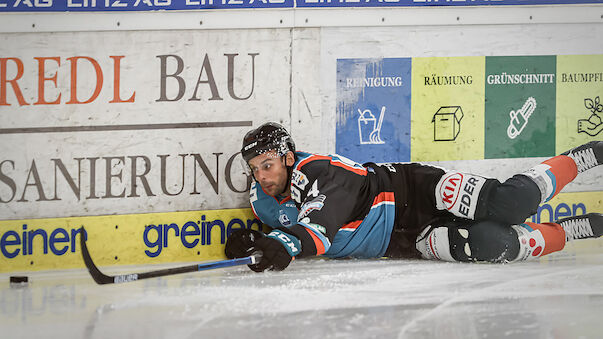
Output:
[298, 194, 326, 220]
[278, 209, 292, 226]
[435, 171, 486, 219]
[305, 222, 327, 236]
[291, 169, 309, 190]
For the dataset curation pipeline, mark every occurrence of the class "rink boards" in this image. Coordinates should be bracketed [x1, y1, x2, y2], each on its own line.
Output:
[336, 55, 603, 163]
[1, 3, 603, 273]
[0, 208, 260, 273]
[1, 192, 602, 273]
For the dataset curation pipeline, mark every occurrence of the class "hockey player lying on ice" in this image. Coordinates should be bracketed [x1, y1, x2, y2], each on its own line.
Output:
[225, 122, 603, 272]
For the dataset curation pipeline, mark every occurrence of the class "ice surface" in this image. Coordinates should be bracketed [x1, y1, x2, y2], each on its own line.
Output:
[2, 241, 602, 339]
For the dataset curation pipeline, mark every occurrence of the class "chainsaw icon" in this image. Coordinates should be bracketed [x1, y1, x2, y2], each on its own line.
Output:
[507, 97, 537, 139]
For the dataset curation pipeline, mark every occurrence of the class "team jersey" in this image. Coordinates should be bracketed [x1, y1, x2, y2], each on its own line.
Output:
[249, 181, 298, 229]
[250, 151, 396, 259]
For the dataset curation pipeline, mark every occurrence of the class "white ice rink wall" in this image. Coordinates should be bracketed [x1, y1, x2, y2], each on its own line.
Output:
[1, 0, 602, 273]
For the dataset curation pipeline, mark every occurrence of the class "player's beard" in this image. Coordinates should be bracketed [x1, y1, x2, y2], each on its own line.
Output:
[261, 177, 287, 196]
[260, 166, 289, 197]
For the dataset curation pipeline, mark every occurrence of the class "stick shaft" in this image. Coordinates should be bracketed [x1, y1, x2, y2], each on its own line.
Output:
[80, 227, 256, 285]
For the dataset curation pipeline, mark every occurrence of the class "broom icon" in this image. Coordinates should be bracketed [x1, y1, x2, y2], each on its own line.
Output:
[369, 106, 386, 144]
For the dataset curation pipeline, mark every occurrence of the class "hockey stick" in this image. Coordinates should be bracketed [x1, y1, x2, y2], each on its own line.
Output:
[79, 227, 259, 285]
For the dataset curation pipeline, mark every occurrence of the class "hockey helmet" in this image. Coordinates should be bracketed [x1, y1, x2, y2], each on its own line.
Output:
[241, 122, 296, 163]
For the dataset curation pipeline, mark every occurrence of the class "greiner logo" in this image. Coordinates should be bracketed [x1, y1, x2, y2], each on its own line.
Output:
[0, 215, 263, 260]
[530, 201, 587, 224]
[143, 216, 262, 257]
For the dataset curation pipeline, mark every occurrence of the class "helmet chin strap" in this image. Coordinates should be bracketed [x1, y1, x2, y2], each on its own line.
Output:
[278, 154, 295, 197]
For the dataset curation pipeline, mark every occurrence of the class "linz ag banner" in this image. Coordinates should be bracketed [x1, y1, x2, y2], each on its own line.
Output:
[0, 0, 294, 11]
[1, 0, 602, 12]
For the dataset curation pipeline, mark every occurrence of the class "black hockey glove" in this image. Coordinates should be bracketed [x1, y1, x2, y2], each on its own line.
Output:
[225, 229, 265, 259]
[250, 229, 301, 272]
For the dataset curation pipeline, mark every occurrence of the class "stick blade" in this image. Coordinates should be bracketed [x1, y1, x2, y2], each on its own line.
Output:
[80, 227, 114, 285]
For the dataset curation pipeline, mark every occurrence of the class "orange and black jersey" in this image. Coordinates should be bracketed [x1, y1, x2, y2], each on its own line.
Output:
[277, 151, 396, 258]
[250, 152, 455, 259]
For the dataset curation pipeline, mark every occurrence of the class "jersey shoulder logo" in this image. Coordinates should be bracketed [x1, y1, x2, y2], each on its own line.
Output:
[291, 169, 309, 190]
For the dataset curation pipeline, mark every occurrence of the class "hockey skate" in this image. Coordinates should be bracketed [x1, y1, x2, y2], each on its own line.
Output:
[561, 140, 603, 173]
[556, 213, 603, 242]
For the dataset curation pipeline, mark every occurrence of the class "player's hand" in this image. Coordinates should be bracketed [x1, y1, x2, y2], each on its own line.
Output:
[250, 229, 301, 272]
[225, 229, 265, 259]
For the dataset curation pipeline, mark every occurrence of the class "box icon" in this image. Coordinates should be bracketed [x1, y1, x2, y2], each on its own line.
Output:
[432, 106, 464, 141]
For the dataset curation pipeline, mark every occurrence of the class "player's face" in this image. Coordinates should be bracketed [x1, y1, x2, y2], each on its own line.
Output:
[248, 151, 292, 197]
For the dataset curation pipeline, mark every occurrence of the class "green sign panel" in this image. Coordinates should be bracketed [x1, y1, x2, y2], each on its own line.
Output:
[485, 56, 557, 159]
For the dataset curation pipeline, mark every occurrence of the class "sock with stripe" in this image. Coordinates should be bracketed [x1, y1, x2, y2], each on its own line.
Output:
[511, 222, 566, 261]
[520, 141, 602, 203]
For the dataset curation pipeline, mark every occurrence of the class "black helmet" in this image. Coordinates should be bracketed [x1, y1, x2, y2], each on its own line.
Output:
[241, 122, 295, 162]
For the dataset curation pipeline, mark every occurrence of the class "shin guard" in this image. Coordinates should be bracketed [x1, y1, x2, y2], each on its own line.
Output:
[415, 226, 457, 262]
[511, 222, 565, 262]
[523, 141, 603, 203]
[521, 156, 577, 203]
[416, 221, 517, 263]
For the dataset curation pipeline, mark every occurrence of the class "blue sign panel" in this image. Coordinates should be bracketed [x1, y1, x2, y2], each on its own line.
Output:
[0, 0, 294, 12]
[1, 0, 600, 12]
[297, 0, 603, 8]
[336, 58, 412, 163]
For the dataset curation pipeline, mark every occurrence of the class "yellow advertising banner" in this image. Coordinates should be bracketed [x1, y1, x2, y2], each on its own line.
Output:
[526, 191, 603, 262]
[0, 208, 260, 273]
[526, 191, 603, 224]
[556, 54, 603, 152]
[527, 191, 603, 254]
[1, 193, 602, 273]
[411, 56, 486, 161]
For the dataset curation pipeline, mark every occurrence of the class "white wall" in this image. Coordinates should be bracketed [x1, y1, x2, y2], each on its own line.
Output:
[1, 5, 602, 221]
